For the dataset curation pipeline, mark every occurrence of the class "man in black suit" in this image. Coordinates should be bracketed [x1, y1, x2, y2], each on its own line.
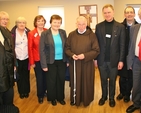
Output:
[126, 7, 141, 113]
[117, 6, 138, 103]
[95, 4, 125, 107]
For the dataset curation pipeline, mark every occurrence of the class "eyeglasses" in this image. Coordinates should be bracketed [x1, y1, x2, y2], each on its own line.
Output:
[0, 18, 9, 21]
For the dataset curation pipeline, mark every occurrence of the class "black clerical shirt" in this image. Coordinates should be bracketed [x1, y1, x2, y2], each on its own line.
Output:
[104, 20, 114, 62]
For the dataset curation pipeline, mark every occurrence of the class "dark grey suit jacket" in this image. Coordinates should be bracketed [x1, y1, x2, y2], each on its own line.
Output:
[95, 20, 125, 68]
[40, 28, 67, 68]
[127, 24, 141, 69]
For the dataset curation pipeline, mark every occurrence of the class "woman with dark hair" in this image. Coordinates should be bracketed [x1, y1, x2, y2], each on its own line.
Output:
[40, 14, 68, 106]
[28, 15, 47, 104]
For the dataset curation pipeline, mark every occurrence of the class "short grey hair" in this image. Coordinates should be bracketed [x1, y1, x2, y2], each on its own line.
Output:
[76, 16, 87, 25]
[15, 16, 27, 25]
[0, 11, 9, 19]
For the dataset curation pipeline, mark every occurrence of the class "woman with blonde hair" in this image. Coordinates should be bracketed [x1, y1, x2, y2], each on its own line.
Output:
[0, 11, 15, 105]
[11, 16, 30, 99]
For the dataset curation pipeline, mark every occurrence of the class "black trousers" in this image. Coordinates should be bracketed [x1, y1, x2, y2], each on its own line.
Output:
[0, 105, 19, 113]
[132, 57, 141, 108]
[0, 87, 14, 105]
[46, 60, 66, 101]
[34, 61, 47, 98]
[17, 58, 30, 95]
[98, 62, 118, 100]
[118, 69, 133, 97]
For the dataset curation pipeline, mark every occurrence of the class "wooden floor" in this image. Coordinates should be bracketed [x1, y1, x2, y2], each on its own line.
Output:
[13, 68, 140, 113]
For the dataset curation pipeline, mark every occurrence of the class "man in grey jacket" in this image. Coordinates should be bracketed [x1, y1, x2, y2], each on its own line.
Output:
[126, 8, 141, 113]
[117, 6, 138, 103]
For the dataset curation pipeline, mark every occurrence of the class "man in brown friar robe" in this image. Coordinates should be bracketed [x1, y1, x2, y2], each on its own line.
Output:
[65, 16, 100, 106]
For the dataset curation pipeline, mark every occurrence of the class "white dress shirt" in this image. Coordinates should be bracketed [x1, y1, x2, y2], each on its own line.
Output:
[78, 28, 86, 34]
[135, 26, 141, 57]
[15, 29, 28, 60]
[0, 31, 4, 45]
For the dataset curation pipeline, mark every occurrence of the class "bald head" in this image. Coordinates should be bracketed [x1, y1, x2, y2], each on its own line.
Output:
[76, 16, 87, 25]
[76, 16, 87, 32]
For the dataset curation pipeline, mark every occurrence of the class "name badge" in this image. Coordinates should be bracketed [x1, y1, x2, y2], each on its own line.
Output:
[106, 34, 111, 38]
[34, 33, 38, 37]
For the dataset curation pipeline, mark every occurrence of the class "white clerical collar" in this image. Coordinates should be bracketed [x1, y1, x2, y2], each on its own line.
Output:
[127, 23, 133, 26]
[78, 28, 86, 34]
[127, 21, 135, 26]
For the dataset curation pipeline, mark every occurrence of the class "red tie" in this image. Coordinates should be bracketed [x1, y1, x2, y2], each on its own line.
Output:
[138, 39, 141, 61]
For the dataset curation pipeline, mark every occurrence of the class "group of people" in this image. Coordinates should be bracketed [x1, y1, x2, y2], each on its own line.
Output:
[0, 3, 141, 113]
[95, 4, 141, 113]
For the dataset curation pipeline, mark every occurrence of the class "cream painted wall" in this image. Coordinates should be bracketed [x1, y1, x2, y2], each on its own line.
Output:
[0, 0, 113, 34]
[114, 0, 141, 22]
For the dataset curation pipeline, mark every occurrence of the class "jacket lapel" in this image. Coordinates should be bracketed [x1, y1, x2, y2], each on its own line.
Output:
[59, 30, 65, 47]
[111, 22, 118, 45]
[133, 24, 141, 47]
[0, 26, 11, 48]
[48, 28, 55, 47]
[101, 22, 106, 44]
[0, 26, 10, 40]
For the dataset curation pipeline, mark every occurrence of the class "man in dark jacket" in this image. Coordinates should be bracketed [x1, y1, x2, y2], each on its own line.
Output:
[95, 4, 125, 107]
[0, 11, 15, 105]
[117, 6, 138, 103]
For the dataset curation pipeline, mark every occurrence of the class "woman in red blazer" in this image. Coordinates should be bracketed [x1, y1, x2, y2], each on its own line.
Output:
[28, 15, 47, 104]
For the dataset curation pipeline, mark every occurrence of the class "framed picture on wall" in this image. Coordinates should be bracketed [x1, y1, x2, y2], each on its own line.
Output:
[79, 4, 98, 31]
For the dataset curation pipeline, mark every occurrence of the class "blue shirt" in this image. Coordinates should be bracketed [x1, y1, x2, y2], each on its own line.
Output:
[52, 33, 63, 60]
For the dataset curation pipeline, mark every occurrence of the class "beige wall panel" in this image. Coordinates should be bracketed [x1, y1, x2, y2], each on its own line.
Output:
[114, 0, 141, 22]
[0, 0, 113, 34]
